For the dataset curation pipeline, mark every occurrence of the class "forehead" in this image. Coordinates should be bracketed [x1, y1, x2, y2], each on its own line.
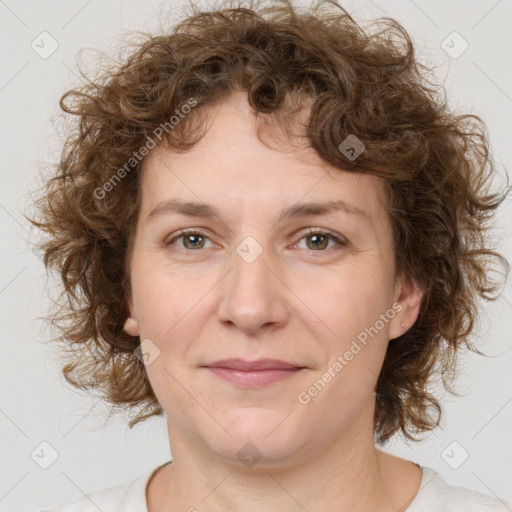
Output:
[138, 92, 387, 225]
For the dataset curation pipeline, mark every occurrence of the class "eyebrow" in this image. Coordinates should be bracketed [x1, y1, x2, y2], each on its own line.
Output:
[146, 199, 371, 224]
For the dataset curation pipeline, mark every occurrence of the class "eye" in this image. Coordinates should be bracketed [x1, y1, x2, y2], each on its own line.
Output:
[164, 228, 347, 254]
[294, 228, 347, 253]
[165, 229, 214, 251]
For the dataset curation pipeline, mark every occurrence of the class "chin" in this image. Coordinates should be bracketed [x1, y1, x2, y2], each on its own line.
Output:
[201, 407, 305, 466]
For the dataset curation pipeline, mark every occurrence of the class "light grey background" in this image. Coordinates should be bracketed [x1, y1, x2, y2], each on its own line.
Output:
[1, 0, 511, 510]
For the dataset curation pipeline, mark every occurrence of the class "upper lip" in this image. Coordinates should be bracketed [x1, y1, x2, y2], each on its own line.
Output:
[204, 358, 305, 371]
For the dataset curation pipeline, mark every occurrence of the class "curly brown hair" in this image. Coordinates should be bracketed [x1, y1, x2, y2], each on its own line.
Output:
[25, 0, 509, 445]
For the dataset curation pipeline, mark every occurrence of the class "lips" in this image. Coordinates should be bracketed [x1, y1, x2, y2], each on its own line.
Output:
[205, 358, 304, 371]
[203, 359, 306, 387]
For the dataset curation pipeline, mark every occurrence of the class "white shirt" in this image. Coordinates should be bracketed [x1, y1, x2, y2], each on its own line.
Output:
[36, 463, 512, 511]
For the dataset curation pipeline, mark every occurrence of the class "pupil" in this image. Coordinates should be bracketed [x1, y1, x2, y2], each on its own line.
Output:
[186, 234, 202, 248]
[309, 234, 327, 250]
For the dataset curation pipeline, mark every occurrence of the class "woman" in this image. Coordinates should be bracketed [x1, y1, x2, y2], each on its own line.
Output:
[29, 0, 511, 510]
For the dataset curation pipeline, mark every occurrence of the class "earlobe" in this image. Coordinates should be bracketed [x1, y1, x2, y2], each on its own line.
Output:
[389, 273, 423, 340]
[123, 296, 140, 336]
[123, 316, 140, 337]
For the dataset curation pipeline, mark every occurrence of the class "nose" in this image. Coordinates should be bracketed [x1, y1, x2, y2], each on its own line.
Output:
[216, 240, 289, 335]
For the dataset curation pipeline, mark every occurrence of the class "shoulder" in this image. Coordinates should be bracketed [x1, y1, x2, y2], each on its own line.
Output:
[33, 466, 157, 512]
[409, 466, 512, 511]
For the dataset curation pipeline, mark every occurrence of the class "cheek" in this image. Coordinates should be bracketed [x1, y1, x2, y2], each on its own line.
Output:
[144, 359, 198, 433]
[296, 264, 393, 402]
[294, 262, 394, 342]
[131, 266, 207, 339]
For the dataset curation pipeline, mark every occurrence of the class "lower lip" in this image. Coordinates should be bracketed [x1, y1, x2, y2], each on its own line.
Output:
[205, 367, 304, 387]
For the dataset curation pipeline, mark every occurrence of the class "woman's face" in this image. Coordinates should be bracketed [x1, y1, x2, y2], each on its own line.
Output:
[124, 92, 421, 467]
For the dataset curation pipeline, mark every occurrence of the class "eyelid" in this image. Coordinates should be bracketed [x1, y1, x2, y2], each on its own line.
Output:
[164, 227, 347, 252]
[164, 228, 215, 247]
[291, 227, 348, 252]
[295, 227, 346, 243]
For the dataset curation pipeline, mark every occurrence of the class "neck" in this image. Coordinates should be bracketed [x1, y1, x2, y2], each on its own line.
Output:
[148, 406, 421, 512]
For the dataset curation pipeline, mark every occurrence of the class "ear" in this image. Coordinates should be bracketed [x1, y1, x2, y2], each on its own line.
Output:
[123, 295, 140, 337]
[388, 272, 423, 340]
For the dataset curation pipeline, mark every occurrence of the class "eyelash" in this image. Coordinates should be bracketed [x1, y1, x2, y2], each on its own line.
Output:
[165, 228, 347, 256]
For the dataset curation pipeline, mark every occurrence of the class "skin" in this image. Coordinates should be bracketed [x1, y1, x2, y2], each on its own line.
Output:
[124, 91, 424, 512]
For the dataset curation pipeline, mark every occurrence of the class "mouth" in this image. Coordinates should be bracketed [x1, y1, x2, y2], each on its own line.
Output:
[202, 359, 307, 387]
